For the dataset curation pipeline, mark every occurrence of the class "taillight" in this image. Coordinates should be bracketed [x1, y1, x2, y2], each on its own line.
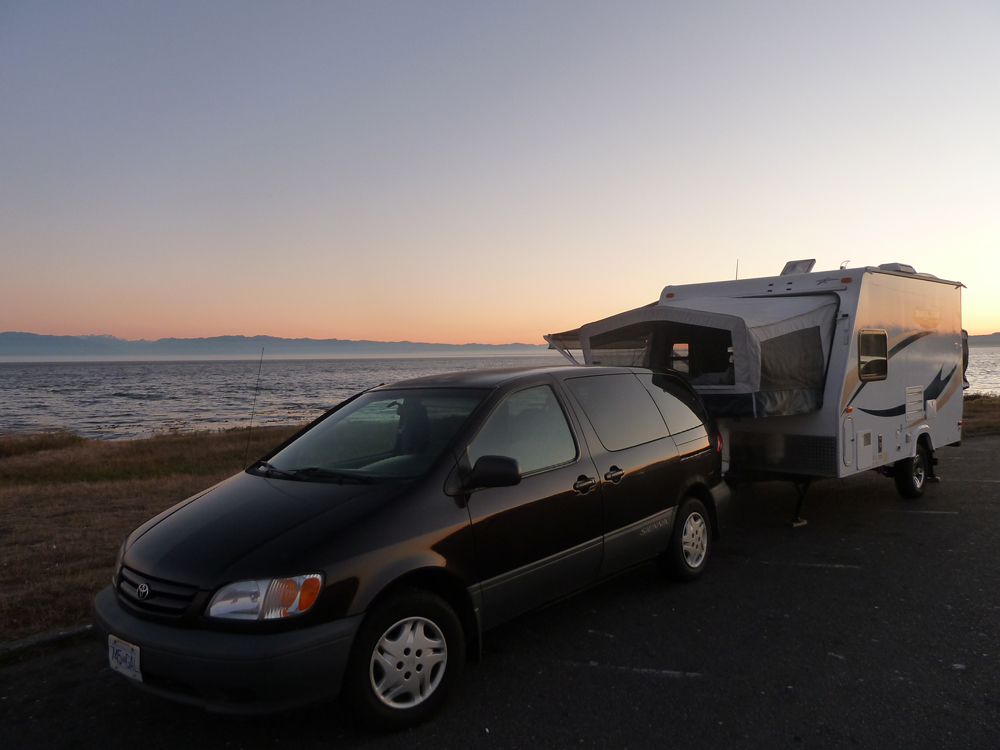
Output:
[716, 434, 723, 453]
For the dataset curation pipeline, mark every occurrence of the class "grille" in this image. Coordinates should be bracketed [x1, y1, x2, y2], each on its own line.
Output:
[117, 566, 200, 618]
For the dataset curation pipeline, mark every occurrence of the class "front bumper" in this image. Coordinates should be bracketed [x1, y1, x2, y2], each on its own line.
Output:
[93, 586, 363, 715]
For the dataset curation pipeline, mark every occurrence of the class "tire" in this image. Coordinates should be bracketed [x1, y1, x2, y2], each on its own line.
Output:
[894, 443, 929, 499]
[343, 588, 465, 731]
[658, 497, 711, 582]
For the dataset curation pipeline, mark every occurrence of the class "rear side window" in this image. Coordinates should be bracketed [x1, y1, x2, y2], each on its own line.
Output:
[634, 373, 704, 434]
[858, 329, 888, 382]
[469, 385, 577, 475]
[564, 374, 669, 451]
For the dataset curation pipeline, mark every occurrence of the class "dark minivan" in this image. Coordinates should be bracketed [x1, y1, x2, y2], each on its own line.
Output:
[94, 365, 729, 729]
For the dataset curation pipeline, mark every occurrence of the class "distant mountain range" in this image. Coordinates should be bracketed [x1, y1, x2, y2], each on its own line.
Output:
[2, 330, 995, 358]
[0, 332, 549, 358]
[969, 333, 1000, 347]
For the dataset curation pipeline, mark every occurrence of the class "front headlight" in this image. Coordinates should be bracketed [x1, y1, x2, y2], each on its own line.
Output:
[206, 574, 324, 620]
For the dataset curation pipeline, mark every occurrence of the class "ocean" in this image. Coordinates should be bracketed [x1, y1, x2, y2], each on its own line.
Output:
[0, 354, 565, 439]
[2, 348, 999, 440]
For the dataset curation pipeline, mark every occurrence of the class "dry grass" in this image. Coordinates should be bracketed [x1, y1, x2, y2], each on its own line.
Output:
[0, 425, 300, 643]
[961, 394, 1000, 437]
[0, 429, 85, 459]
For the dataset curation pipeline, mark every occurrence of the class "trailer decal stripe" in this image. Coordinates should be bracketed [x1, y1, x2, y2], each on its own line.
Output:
[857, 365, 958, 418]
[844, 330, 938, 411]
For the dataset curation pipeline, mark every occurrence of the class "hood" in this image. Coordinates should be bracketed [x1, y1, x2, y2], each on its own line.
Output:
[122, 471, 406, 588]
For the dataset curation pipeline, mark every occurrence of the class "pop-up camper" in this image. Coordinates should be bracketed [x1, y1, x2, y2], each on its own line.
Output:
[547, 261, 966, 518]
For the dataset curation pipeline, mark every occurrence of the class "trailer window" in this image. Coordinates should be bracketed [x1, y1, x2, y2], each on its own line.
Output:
[858, 329, 888, 382]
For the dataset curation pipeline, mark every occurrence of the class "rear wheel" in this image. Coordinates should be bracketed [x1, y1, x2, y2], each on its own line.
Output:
[894, 444, 930, 499]
[343, 588, 465, 731]
[658, 497, 711, 582]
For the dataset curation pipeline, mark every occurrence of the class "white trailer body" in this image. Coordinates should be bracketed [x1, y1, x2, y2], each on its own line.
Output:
[547, 263, 964, 488]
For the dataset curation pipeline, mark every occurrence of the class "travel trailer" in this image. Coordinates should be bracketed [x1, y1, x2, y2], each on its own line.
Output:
[546, 261, 967, 521]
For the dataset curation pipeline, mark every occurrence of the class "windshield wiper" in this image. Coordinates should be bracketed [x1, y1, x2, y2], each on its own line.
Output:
[252, 461, 300, 480]
[291, 467, 375, 484]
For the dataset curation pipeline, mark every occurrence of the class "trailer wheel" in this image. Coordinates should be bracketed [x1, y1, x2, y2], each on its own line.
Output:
[894, 444, 929, 499]
[658, 497, 711, 582]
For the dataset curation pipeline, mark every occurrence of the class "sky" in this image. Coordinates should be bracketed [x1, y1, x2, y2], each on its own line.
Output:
[1, 1, 998, 344]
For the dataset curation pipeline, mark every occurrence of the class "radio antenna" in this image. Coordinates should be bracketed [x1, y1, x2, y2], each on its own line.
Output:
[243, 347, 265, 469]
[735, 259, 739, 280]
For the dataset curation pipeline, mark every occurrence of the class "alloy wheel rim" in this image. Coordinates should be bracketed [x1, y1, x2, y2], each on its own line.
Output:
[913, 454, 926, 489]
[370, 616, 447, 709]
[682, 511, 708, 568]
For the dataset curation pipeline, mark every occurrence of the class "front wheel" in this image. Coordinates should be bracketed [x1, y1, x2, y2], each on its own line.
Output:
[894, 444, 930, 499]
[343, 588, 465, 731]
[658, 497, 711, 582]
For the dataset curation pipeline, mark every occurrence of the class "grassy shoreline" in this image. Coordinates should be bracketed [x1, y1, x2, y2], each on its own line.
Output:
[0, 425, 301, 644]
[3, 395, 1000, 645]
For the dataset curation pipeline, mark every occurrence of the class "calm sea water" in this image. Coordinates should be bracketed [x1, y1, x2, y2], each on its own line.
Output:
[2, 348, 999, 440]
[0, 355, 565, 439]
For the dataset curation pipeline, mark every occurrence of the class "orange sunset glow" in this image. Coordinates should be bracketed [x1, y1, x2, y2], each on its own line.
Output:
[1, 3, 998, 344]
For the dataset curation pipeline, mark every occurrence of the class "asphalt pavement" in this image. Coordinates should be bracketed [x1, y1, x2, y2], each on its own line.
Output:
[3, 436, 999, 749]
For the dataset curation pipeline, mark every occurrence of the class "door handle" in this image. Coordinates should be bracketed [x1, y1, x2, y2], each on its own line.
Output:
[603, 466, 625, 484]
[573, 476, 598, 494]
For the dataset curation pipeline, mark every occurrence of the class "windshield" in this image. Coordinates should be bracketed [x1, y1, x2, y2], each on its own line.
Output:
[260, 388, 487, 483]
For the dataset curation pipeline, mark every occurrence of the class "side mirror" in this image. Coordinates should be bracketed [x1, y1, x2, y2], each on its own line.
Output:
[467, 455, 521, 492]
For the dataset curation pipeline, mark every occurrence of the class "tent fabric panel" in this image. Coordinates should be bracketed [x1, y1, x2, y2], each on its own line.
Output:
[545, 329, 583, 351]
[758, 326, 827, 391]
[660, 294, 837, 329]
[700, 387, 824, 418]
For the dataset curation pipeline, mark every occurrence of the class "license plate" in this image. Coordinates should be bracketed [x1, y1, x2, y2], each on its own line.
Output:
[108, 635, 142, 682]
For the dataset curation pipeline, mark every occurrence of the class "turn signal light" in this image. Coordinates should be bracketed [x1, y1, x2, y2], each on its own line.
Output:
[207, 574, 324, 620]
[841, 277, 852, 283]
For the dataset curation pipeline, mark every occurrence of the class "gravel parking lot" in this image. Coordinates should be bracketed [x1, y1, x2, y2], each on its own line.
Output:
[3, 436, 999, 749]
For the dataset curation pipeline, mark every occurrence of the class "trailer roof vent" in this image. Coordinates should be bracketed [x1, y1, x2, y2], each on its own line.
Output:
[878, 263, 917, 274]
[779, 259, 816, 275]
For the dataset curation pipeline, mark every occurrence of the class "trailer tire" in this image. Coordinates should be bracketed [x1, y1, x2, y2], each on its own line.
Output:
[658, 497, 711, 582]
[894, 444, 929, 499]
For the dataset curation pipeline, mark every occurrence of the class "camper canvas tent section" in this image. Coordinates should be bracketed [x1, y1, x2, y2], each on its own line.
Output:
[573, 293, 840, 419]
[546, 263, 965, 497]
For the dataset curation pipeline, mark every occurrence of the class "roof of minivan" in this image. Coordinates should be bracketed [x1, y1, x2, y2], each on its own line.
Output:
[372, 364, 635, 390]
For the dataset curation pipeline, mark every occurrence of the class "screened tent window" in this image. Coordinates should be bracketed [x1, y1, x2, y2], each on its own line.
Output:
[858, 329, 888, 382]
[589, 323, 652, 367]
[647, 323, 735, 385]
[670, 343, 689, 374]
[565, 374, 669, 451]
[468, 385, 577, 475]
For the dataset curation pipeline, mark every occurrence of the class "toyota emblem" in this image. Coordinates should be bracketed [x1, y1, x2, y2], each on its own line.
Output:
[137, 583, 150, 600]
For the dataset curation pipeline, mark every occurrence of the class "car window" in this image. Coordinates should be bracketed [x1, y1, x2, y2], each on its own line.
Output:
[468, 385, 577, 475]
[266, 389, 485, 481]
[564, 373, 669, 451]
[634, 373, 704, 434]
